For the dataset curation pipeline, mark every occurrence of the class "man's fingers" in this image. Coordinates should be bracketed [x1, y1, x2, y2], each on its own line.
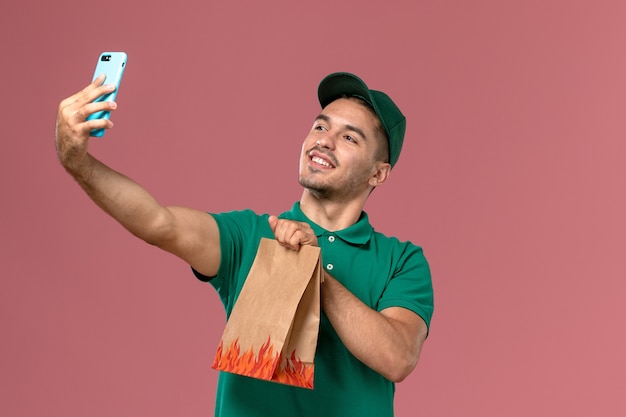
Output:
[83, 100, 117, 118]
[58, 99, 116, 134]
[270, 217, 297, 249]
[93, 73, 106, 84]
[60, 76, 105, 107]
[268, 215, 279, 233]
[268, 217, 317, 250]
[55, 79, 119, 168]
[59, 83, 116, 125]
[83, 118, 114, 134]
[83, 82, 116, 105]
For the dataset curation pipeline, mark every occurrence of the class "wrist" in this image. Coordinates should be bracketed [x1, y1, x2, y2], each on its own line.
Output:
[61, 151, 93, 181]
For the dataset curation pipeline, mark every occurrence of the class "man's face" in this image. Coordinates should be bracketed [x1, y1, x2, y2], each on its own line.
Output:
[298, 97, 387, 200]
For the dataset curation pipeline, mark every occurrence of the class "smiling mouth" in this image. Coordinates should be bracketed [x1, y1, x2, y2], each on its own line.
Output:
[311, 156, 333, 168]
[308, 150, 336, 169]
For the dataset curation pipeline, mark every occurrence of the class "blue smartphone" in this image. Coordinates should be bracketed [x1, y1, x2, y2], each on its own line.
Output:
[87, 52, 128, 137]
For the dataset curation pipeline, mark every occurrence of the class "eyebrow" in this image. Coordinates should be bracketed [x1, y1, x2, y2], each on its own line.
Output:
[315, 114, 368, 141]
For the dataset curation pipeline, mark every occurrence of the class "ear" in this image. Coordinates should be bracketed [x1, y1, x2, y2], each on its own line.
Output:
[369, 162, 391, 187]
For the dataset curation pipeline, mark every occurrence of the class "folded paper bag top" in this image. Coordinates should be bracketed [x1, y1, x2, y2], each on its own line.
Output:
[212, 238, 323, 389]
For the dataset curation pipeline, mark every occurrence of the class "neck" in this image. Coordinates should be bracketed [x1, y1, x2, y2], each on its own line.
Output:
[299, 189, 368, 231]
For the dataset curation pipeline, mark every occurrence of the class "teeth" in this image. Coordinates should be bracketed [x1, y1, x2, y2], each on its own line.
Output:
[312, 156, 332, 167]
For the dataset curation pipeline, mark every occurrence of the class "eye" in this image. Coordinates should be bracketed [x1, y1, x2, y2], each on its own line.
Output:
[314, 124, 327, 131]
[344, 135, 357, 143]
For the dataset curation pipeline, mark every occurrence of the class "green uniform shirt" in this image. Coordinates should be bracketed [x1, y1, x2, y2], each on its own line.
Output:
[193, 202, 433, 417]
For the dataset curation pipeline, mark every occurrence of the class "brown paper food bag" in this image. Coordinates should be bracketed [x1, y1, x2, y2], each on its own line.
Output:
[212, 238, 322, 389]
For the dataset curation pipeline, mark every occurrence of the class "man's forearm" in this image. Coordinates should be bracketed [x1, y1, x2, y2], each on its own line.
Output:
[54, 78, 223, 276]
[321, 273, 426, 382]
[66, 153, 172, 244]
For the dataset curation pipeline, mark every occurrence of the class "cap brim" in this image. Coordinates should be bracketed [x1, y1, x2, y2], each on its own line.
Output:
[318, 72, 375, 109]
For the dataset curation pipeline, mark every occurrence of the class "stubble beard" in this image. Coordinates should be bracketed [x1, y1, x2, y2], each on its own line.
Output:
[298, 146, 372, 201]
[299, 167, 369, 202]
[299, 170, 336, 199]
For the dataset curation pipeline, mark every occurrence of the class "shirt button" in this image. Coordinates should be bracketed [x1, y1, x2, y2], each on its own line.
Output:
[326, 263, 334, 271]
[328, 235, 335, 243]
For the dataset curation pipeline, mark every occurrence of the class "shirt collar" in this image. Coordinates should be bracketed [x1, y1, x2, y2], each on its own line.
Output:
[281, 202, 373, 245]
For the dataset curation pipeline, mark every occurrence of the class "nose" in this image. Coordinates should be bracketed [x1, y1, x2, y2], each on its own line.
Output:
[316, 133, 336, 150]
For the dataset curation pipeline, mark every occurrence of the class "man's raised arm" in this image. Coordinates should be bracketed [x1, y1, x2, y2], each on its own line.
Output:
[55, 76, 220, 277]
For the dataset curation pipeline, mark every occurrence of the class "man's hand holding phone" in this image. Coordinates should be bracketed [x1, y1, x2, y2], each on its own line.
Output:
[55, 52, 127, 172]
[55, 76, 117, 172]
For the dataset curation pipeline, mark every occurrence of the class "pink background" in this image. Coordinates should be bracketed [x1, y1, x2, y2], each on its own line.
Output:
[2, 0, 625, 416]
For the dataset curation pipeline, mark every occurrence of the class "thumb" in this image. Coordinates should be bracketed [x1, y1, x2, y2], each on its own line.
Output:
[268, 215, 279, 233]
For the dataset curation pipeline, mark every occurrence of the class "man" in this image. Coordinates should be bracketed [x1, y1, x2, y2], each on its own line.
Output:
[56, 71, 434, 416]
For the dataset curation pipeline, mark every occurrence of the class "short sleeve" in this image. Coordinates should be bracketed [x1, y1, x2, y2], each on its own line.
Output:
[191, 209, 272, 316]
[377, 244, 434, 331]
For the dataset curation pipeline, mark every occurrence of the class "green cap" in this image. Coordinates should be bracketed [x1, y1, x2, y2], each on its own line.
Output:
[317, 72, 406, 168]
